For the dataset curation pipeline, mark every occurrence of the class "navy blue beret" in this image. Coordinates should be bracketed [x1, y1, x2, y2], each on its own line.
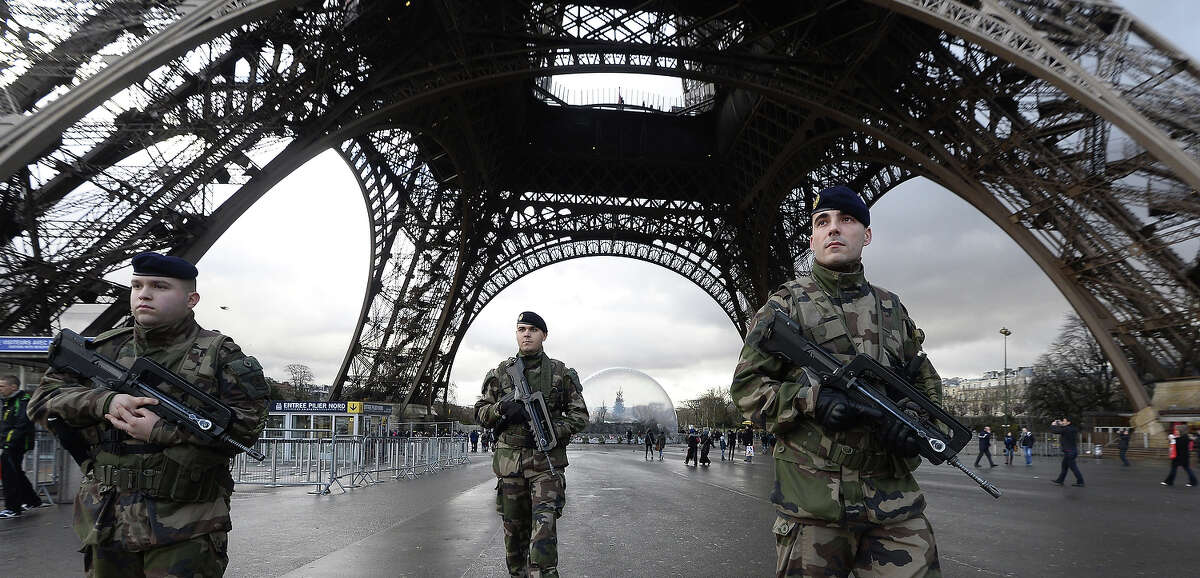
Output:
[811, 185, 870, 227]
[517, 311, 547, 333]
[131, 252, 198, 280]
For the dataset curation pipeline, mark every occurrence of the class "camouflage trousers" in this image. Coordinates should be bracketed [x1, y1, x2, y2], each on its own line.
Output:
[83, 531, 228, 577]
[496, 469, 567, 577]
[773, 514, 940, 578]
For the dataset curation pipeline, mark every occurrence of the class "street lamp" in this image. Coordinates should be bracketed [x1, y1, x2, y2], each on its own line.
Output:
[999, 327, 1012, 419]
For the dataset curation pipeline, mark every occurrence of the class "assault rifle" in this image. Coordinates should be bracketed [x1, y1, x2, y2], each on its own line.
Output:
[501, 357, 560, 477]
[755, 304, 1001, 498]
[46, 329, 267, 462]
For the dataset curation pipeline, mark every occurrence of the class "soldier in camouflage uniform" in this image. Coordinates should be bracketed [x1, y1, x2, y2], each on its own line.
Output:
[731, 185, 943, 578]
[474, 311, 589, 577]
[29, 252, 269, 577]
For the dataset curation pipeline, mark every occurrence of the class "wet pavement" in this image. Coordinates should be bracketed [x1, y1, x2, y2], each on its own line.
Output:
[2, 445, 1197, 576]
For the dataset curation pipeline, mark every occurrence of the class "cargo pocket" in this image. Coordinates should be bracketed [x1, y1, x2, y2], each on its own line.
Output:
[813, 318, 855, 355]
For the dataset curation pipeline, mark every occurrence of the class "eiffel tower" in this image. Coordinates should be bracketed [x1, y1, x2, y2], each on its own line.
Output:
[1, 1, 1197, 419]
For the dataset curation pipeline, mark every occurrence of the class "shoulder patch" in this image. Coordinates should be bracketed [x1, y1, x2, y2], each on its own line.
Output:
[226, 355, 262, 377]
[223, 355, 269, 399]
[482, 368, 499, 394]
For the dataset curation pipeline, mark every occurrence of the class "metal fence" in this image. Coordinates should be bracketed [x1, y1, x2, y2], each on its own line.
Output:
[964, 432, 1125, 459]
[231, 434, 471, 495]
[14, 430, 61, 505]
[4, 430, 470, 503]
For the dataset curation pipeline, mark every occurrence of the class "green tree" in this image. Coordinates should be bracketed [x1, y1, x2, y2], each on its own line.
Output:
[1025, 315, 1130, 419]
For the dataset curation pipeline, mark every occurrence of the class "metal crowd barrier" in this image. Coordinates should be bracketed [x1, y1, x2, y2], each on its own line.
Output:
[15, 430, 60, 505]
[231, 435, 470, 495]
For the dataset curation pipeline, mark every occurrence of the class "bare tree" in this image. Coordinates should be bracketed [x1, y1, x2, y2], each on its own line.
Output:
[592, 404, 609, 424]
[1025, 315, 1129, 419]
[285, 364, 315, 400]
[682, 387, 737, 428]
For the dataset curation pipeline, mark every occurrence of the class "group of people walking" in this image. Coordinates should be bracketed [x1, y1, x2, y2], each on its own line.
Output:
[638, 425, 775, 466]
[467, 428, 495, 452]
[643, 428, 666, 461]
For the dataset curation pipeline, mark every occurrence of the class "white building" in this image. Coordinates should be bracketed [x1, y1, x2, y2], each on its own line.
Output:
[942, 367, 1033, 417]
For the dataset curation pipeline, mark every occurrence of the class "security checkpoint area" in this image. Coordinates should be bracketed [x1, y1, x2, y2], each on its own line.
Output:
[233, 401, 470, 495]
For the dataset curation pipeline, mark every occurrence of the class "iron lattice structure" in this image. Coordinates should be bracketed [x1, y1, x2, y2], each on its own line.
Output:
[1, 0, 1197, 414]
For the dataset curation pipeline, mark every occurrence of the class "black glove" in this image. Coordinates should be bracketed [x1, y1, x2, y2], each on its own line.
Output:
[496, 401, 528, 433]
[896, 398, 924, 419]
[814, 387, 881, 431]
[878, 417, 922, 458]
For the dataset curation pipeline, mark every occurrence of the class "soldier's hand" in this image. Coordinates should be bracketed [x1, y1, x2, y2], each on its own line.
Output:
[105, 404, 161, 442]
[815, 388, 881, 431]
[897, 398, 923, 418]
[500, 401, 528, 424]
[108, 394, 159, 415]
[878, 418, 922, 458]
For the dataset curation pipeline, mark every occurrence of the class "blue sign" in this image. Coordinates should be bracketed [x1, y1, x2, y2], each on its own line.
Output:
[0, 336, 54, 353]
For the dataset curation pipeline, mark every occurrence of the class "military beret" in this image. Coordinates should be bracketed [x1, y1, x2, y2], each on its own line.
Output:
[811, 185, 870, 227]
[131, 252, 198, 280]
[517, 311, 547, 333]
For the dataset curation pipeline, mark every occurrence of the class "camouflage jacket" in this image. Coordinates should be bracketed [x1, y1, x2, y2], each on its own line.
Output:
[2, 390, 34, 452]
[731, 262, 942, 524]
[29, 312, 269, 550]
[474, 350, 589, 477]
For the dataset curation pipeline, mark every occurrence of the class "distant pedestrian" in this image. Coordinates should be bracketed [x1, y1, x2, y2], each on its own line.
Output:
[1161, 425, 1196, 487]
[481, 429, 491, 452]
[1003, 431, 1016, 465]
[470, 429, 480, 452]
[1118, 428, 1131, 467]
[975, 426, 996, 467]
[1050, 417, 1085, 487]
[644, 428, 655, 460]
[699, 430, 713, 466]
[762, 432, 776, 456]
[654, 430, 665, 461]
[741, 426, 754, 463]
[1, 375, 41, 519]
[1020, 427, 1035, 465]
[718, 430, 728, 461]
[685, 428, 699, 466]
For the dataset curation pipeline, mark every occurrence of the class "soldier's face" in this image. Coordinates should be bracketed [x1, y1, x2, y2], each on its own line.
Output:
[130, 275, 199, 327]
[810, 209, 871, 270]
[0, 379, 17, 397]
[515, 323, 546, 354]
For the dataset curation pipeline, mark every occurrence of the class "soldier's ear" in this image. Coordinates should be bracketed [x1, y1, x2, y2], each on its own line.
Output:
[187, 290, 200, 309]
[862, 227, 872, 246]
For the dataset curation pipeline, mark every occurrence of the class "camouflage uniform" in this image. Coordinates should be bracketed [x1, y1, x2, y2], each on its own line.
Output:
[474, 350, 589, 578]
[731, 262, 943, 578]
[29, 311, 269, 577]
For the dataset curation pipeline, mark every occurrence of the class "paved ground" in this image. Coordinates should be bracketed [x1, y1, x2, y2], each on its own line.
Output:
[2, 445, 1197, 577]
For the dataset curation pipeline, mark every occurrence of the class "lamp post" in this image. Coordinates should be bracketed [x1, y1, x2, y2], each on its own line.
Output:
[999, 327, 1012, 420]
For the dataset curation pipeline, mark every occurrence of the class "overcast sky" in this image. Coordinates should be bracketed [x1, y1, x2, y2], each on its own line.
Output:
[66, 0, 1195, 407]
